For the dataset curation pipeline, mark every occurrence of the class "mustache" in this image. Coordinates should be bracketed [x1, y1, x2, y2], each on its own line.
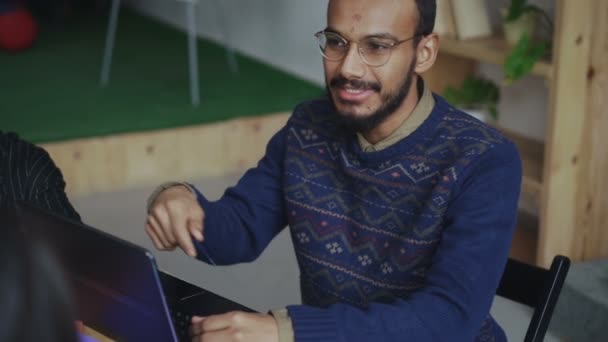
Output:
[329, 76, 381, 92]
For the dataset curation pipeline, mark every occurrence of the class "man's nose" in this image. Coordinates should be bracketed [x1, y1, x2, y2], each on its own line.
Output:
[339, 45, 367, 79]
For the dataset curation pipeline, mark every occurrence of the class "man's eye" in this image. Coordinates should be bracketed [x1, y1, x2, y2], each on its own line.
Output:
[327, 38, 346, 48]
[366, 41, 391, 51]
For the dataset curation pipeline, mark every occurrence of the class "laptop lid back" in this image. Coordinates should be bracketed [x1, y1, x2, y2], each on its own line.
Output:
[14, 202, 178, 341]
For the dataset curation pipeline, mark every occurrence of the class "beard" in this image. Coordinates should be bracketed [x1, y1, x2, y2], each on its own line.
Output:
[327, 58, 417, 134]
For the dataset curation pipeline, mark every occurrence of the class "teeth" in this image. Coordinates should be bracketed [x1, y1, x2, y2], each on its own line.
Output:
[345, 88, 364, 93]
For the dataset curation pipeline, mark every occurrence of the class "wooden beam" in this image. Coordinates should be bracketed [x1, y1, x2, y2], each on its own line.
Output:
[578, 0, 608, 261]
[538, 0, 594, 266]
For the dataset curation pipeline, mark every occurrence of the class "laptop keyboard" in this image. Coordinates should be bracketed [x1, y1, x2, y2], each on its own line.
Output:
[170, 308, 192, 341]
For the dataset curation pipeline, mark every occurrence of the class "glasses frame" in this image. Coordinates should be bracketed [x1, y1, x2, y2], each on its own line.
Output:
[314, 30, 420, 67]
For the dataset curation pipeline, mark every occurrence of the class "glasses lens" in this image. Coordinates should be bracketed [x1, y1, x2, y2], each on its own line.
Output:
[316, 32, 347, 61]
[359, 38, 393, 66]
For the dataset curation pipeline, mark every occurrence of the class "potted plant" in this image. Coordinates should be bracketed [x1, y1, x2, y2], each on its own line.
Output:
[502, 0, 553, 83]
[443, 75, 500, 124]
[502, 0, 542, 45]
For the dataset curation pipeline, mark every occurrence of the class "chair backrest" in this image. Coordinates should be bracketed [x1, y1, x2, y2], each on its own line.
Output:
[496, 255, 570, 342]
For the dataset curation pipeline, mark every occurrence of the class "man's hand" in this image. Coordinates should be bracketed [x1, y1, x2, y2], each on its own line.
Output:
[189, 311, 279, 342]
[145, 185, 204, 257]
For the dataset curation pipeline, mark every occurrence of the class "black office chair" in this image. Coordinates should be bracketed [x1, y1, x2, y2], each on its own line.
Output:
[496, 255, 571, 342]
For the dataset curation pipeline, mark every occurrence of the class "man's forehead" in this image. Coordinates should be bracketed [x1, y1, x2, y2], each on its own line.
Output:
[327, 0, 418, 38]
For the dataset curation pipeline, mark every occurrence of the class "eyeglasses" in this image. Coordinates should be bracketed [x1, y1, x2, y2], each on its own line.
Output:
[314, 30, 419, 67]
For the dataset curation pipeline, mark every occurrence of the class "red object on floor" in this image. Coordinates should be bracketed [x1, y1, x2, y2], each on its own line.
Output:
[0, 7, 38, 52]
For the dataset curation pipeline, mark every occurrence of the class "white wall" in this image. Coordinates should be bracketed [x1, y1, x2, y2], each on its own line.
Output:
[126, 0, 328, 85]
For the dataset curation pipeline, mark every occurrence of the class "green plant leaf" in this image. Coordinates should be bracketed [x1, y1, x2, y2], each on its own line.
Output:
[504, 0, 545, 22]
[504, 32, 549, 83]
[442, 75, 500, 119]
[504, 0, 528, 22]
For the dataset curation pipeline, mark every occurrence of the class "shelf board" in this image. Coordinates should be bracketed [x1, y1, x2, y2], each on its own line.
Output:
[495, 125, 544, 206]
[439, 35, 553, 80]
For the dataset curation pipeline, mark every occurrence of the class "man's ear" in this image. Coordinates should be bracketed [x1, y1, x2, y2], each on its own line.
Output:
[414, 33, 439, 74]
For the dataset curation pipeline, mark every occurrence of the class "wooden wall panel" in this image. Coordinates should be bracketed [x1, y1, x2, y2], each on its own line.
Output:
[42, 113, 290, 196]
[578, 0, 608, 261]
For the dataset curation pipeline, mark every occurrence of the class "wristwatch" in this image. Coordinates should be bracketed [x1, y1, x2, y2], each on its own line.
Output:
[146, 181, 195, 213]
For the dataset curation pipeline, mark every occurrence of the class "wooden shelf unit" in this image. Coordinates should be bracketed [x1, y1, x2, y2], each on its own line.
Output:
[498, 126, 544, 207]
[440, 35, 553, 80]
[511, 211, 539, 264]
[426, 0, 608, 267]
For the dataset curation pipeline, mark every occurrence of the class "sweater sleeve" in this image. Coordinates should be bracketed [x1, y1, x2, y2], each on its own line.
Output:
[286, 142, 522, 342]
[192, 126, 289, 265]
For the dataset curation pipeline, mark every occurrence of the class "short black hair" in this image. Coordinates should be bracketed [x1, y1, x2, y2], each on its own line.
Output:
[414, 0, 436, 44]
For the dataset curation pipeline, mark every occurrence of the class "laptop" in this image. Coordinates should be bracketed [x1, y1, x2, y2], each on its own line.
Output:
[9, 202, 254, 341]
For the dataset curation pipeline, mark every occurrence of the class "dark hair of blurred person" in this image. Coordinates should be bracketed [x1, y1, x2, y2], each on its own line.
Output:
[0, 221, 78, 342]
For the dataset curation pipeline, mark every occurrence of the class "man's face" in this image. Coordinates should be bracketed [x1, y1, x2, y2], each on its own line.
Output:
[324, 0, 420, 133]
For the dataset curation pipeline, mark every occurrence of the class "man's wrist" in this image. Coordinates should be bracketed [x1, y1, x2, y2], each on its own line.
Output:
[146, 181, 195, 213]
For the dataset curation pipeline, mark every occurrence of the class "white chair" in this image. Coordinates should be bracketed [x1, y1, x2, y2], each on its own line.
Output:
[100, 0, 238, 106]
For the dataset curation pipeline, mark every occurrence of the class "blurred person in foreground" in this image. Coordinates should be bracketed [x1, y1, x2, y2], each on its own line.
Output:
[0, 216, 79, 342]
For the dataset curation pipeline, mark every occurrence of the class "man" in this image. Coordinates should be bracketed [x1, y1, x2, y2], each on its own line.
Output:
[146, 0, 522, 341]
[0, 131, 80, 221]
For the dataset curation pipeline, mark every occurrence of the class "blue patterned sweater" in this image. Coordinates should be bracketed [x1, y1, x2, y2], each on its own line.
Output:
[194, 95, 522, 341]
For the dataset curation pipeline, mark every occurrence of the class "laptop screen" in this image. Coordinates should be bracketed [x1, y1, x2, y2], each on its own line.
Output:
[14, 202, 177, 341]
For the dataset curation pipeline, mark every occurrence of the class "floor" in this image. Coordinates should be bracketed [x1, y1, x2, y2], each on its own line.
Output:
[70, 173, 563, 341]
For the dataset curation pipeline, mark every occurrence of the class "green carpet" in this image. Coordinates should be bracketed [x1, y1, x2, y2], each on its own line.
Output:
[0, 8, 323, 144]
